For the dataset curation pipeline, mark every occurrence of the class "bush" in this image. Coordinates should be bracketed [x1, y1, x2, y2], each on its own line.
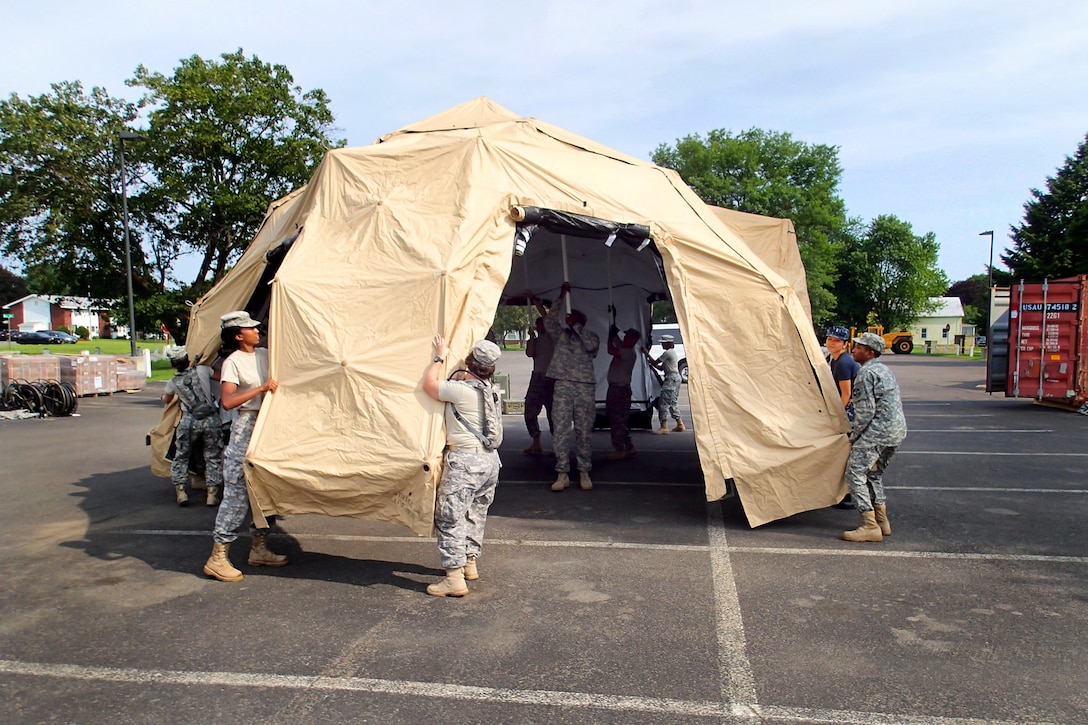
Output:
[74, 326, 89, 340]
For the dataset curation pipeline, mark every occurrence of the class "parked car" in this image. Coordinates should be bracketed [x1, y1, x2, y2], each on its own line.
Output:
[649, 323, 688, 383]
[14, 330, 53, 344]
[41, 330, 79, 343]
[975, 335, 987, 347]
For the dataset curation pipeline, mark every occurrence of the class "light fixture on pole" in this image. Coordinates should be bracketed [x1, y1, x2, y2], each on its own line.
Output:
[979, 230, 995, 292]
[979, 230, 995, 337]
[119, 130, 145, 357]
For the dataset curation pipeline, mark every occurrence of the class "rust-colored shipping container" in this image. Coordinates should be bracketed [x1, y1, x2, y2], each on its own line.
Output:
[1, 354, 62, 389]
[114, 356, 146, 392]
[988, 275, 1087, 413]
[58, 355, 118, 396]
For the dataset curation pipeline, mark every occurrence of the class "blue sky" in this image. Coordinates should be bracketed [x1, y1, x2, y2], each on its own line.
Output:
[6, 1, 1087, 284]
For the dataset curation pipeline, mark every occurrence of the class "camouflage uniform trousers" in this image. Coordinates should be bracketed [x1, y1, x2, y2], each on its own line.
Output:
[435, 449, 501, 570]
[552, 379, 595, 473]
[213, 413, 270, 545]
[844, 443, 898, 512]
[658, 372, 682, 424]
[523, 372, 555, 438]
[171, 414, 224, 489]
[606, 383, 633, 451]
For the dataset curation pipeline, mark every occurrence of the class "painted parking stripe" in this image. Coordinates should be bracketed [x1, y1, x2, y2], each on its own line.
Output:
[109, 530, 1088, 564]
[888, 486, 1087, 494]
[727, 547, 1088, 564]
[906, 429, 1052, 433]
[706, 503, 759, 716]
[898, 451, 1088, 456]
[0, 660, 1062, 725]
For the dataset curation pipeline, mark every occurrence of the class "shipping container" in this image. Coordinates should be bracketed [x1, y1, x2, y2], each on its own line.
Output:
[987, 275, 1088, 414]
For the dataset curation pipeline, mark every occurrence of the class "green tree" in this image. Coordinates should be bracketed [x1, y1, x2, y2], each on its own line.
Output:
[1004, 134, 1088, 280]
[491, 304, 531, 345]
[947, 274, 989, 330]
[0, 266, 29, 305]
[0, 81, 144, 303]
[130, 50, 345, 296]
[835, 215, 949, 331]
[652, 128, 850, 327]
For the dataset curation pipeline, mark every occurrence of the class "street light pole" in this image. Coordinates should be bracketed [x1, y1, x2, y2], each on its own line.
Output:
[119, 130, 144, 357]
[979, 230, 995, 292]
[979, 230, 995, 338]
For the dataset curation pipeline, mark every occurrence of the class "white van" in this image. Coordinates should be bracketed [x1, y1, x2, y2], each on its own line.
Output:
[649, 323, 687, 383]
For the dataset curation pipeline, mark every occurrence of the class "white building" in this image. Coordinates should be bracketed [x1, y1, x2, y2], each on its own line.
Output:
[2, 295, 118, 338]
[908, 297, 969, 352]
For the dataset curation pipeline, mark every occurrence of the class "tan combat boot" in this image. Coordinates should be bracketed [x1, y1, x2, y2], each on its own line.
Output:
[206, 486, 221, 507]
[606, 449, 627, 460]
[652, 422, 670, 435]
[551, 472, 570, 491]
[248, 533, 289, 567]
[874, 504, 892, 536]
[842, 510, 884, 542]
[463, 556, 479, 581]
[522, 436, 543, 455]
[427, 567, 469, 597]
[174, 484, 189, 506]
[625, 441, 637, 457]
[673, 419, 687, 432]
[579, 471, 593, 490]
[203, 542, 243, 582]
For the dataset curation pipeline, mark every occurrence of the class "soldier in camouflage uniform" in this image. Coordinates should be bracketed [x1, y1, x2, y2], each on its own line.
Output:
[202, 311, 288, 582]
[162, 346, 224, 507]
[841, 332, 907, 542]
[423, 335, 503, 597]
[522, 313, 555, 454]
[544, 282, 600, 492]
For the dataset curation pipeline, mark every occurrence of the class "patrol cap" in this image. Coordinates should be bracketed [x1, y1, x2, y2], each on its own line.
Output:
[853, 331, 886, 353]
[826, 325, 850, 341]
[165, 345, 188, 362]
[471, 339, 501, 366]
[220, 311, 261, 329]
[660, 334, 675, 343]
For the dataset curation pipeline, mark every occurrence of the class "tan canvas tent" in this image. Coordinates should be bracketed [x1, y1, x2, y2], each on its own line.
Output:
[164, 97, 850, 533]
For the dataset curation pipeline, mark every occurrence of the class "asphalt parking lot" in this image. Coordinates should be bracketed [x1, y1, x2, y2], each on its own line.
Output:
[1, 353, 1086, 724]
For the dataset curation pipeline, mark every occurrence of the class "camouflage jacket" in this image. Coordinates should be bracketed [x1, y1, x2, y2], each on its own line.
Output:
[544, 300, 599, 384]
[849, 360, 907, 447]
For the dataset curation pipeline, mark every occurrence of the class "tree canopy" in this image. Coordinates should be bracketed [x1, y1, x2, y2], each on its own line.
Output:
[1004, 134, 1088, 281]
[0, 81, 142, 301]
[0, 50, 343, 340]
[835, 215, 949, 331]
[651, 128, 850, 327]
[131, 50, 344, 294]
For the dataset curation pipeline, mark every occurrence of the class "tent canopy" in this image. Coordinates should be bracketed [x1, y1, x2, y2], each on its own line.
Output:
[174, 97, 849, 534]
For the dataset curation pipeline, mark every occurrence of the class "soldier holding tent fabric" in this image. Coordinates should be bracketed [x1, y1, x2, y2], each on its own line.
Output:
[544, 282, 599, 492]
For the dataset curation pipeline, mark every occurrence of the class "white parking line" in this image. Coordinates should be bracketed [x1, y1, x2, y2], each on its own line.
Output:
[906, 429, 1052, 433]
[888, 486, 1087, 494]
[728, 547, 1088, 564]
[0, 659, 1063, 724]
[898, 451, 1088, 456]
[707, 503, 759, 717]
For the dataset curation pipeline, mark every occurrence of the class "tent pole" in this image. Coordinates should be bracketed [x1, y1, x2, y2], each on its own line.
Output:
[523, 263, 532, 342]
[607, 247, 614, 314]
[561, 234, 571, 314]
